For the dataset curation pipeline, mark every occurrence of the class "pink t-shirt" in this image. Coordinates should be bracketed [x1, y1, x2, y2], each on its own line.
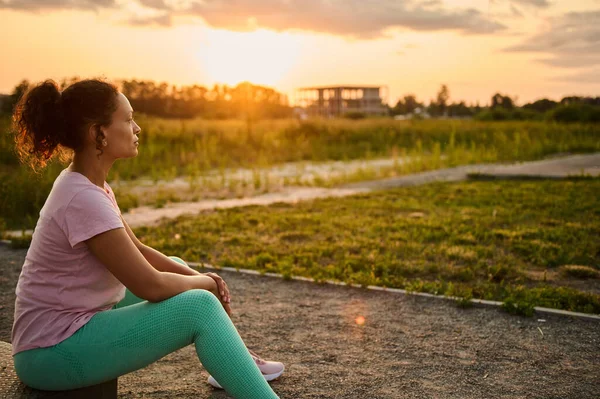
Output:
[11, 168, 126, 355]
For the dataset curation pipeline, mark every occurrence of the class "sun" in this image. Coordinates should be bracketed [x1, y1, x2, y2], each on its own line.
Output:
[196, 28, 302, 87]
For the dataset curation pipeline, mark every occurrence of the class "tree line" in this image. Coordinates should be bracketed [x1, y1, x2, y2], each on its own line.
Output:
[391, 84, 600, 123]
[0, 78, 293, 120]
[1, 79, 598, 123]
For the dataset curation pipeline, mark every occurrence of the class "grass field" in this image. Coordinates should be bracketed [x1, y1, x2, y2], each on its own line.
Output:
[1, 116, 599, 229]
[130, 178, 600, 316]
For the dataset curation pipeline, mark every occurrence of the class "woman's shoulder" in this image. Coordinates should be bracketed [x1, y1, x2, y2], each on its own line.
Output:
[45, 170, 110, 213]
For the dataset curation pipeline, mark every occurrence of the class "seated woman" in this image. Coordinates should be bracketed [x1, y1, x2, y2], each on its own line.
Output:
[10, 79, 284, 398]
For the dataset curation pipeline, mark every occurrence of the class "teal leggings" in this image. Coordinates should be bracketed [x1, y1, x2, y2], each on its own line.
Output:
[13, 256, 280, 398]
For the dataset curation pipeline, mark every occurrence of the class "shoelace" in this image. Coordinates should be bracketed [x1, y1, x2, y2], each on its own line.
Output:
[249, 350, 267, 365]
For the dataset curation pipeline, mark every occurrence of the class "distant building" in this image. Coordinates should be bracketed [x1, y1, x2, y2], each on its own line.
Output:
[295, 85, 389, 118]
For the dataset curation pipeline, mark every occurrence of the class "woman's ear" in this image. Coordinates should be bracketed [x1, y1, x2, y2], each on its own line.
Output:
[87, 123, 97, 143]
[87, 124, 105, 147]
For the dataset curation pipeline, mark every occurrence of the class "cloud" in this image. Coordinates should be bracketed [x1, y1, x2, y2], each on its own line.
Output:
[539, 54, 600, 69]
[510, 0, 551, 8]
[0, 0, 115, 11]
[510, 5, 524, 18]
[138, 0, 168, 10]
[178, 0, 507, 38]
[503, 10, 600, 71]
[551, 67, 600, 84]
[128, 12, 171, 27]
[1, 0, 507, 38]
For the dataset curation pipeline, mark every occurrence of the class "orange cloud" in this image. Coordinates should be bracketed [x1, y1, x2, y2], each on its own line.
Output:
[503, 10, 600, 71]
[2, 0, 507, 38]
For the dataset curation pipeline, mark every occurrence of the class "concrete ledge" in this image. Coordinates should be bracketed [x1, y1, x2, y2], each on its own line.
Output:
[0, 341, 117, 398]
[188, 262, 600, 321]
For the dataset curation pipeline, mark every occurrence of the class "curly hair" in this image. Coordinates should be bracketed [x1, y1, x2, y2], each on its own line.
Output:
[12, 79, 119, 171]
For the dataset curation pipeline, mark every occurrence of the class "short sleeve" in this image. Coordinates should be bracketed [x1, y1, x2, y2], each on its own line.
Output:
[63, 188, 125, 248]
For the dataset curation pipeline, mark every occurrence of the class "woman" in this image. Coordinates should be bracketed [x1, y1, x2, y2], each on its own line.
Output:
[10, 79, 283, 398]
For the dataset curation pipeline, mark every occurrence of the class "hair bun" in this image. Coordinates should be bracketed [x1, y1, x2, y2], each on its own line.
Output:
[12, 79, 66, 170]
[12, 78, 119, 171]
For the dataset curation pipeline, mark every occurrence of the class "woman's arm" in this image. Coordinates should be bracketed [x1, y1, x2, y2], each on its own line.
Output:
[139, 245, 201, 276]
[86, 227, 218, 303]
[120, 216, 199, 276]
[120, 215, 231, 311]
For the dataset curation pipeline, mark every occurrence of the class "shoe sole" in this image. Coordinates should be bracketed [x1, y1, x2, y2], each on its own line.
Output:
[262, 365, 285, 381]
[208, 365, 285, 389]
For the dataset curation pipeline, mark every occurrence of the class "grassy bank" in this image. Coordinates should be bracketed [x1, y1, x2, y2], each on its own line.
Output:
[1, 116, 599, 229]
[133, 179, 600, 316]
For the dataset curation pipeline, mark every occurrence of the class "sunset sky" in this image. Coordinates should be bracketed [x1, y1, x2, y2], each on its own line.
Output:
[0, 0, 598, 107]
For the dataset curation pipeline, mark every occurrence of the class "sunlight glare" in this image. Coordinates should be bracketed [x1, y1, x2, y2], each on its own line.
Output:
[196, 28, 302, 87]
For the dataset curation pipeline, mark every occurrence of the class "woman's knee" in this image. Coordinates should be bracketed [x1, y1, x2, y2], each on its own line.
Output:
[170, 290, 226, 334]
[174, 289, 222, 311]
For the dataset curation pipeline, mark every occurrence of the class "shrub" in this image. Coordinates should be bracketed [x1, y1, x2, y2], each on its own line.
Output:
[343, 111, 366, 120]
[474, 108, 541, 121]
[546, 104, 600, 123]
[560, 265, 600, 279]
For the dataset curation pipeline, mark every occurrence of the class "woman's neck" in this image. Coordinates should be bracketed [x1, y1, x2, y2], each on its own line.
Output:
[68, 153, 113, 189]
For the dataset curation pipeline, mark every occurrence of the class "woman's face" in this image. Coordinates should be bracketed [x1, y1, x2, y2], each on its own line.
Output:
[101, 93, 141, 159]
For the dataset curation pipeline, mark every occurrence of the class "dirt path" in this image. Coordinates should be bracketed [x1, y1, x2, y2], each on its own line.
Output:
[5, 153, 599, 235]
[339, 152, 600, 190]
[1, 245, 598, 399]
[113, 152, 600, 228]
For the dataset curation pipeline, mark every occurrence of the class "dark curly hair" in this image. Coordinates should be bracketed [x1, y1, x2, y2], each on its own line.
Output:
[12, 79, 119, 171]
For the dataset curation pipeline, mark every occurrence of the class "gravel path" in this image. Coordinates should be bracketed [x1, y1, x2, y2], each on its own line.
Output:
[1, 245, 598, 399]
[340, 152, 600, 190]
[123, 153, 600, 228]
[5, 153, 599, 235]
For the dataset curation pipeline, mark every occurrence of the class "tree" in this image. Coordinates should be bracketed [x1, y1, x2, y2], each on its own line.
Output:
[403, 94, 420, 114]
[392, 94, 421, 115]
[447, 101, 473, 117]
[560, 96, 600, 106]
[117, 79, 292, 119]
[436, 84, 450, 116]
[427, 84, 450, 117]
[523, 98, 558, 113]
[491, 93, 514, 110]
[2, 80, 30, 115]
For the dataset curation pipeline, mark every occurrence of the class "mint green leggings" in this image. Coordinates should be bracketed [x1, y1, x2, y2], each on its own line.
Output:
[13, 256, 280, 398]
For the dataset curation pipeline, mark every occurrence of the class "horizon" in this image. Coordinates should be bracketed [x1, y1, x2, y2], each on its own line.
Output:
[1, 78, 594, 108]
[1, 0, 599, 106]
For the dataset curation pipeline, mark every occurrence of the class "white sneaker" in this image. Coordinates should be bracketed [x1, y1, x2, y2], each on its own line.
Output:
[207, 351, 285, 389]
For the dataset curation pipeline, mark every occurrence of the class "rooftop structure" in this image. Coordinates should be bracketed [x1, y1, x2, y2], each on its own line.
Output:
[295, 85, 389, 118]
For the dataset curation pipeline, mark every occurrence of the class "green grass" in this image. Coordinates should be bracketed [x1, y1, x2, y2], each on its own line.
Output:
[132, 179, 600, 315]
[1, 116, 599, 229]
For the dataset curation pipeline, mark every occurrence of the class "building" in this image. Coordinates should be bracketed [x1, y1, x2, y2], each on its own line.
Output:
[295, 85, 389, 118]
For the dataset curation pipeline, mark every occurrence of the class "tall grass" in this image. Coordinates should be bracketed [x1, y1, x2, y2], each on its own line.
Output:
[1, 115, 599, 229]
[105, 117, 600, 180]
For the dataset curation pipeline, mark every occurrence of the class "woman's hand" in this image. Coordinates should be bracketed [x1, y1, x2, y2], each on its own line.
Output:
[204, 272, 232, 317]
